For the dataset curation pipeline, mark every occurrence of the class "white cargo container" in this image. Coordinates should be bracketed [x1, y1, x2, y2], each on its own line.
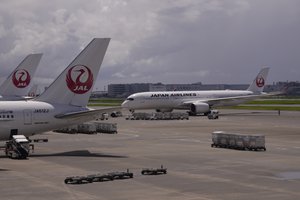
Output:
[54, 122, 118, 134]
[53, 125, 78, 134]
[128, 112, 189, 120]
[94, 122, 117, 134]
[129, 113, 151, 120]
[77, 123, 97, 134]
[211, 131, 266, 151]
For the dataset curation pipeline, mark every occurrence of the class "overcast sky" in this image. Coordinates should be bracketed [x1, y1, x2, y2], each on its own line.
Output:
[0, 0, 299, 90]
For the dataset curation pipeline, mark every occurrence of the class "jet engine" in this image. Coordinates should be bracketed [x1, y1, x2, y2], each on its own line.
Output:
[190, 102, 210, 115]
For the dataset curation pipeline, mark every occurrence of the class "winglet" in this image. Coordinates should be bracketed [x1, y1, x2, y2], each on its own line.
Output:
[0, 53, 42, 97]
[36, 38, 110, 107]
[247, 67, 269, 94]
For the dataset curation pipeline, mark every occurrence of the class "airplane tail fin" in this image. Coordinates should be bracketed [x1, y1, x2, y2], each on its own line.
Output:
[36, 38, 110, 107]
[0, 54, 42, 97]
[247, 67, 269, 94]
[28, 84, 39, 97]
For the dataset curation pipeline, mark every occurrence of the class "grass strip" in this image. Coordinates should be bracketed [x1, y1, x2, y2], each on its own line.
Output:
[245, 100, 300, 105]
[223, 106, 300, 111]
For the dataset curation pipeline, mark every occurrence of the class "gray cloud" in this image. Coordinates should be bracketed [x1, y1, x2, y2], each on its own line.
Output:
[0, 0, 299, 90]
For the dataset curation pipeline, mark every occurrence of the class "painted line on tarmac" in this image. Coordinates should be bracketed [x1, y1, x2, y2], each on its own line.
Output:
[118, 132, 140, 138]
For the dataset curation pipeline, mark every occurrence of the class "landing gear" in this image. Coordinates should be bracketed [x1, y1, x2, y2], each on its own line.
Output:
[187, 111, 197, 116]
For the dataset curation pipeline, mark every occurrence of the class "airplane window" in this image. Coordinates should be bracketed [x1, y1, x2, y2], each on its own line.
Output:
[11, 115, 14, 118]
[7, 115, 9, 118]
[127, 98, 134, 101]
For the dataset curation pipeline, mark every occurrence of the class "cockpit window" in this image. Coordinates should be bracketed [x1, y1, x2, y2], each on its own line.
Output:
[127, 98, 134, 101]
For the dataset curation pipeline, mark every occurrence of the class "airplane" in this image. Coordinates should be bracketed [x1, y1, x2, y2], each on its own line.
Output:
[122, 67, 274, 115]
[0, 38, 118, 141]
[0, 54, 42, 100]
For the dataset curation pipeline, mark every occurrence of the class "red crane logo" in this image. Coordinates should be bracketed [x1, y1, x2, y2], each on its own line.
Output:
[12, 69, 31, 88]
[256, 76, 265, 88]
[66, 65, 93, 94]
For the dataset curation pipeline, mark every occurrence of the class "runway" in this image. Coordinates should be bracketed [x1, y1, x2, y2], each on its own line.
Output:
[1, 109, 300, 200]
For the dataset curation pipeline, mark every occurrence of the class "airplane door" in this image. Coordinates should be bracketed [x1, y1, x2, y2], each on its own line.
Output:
[23, 110, 32, 125]
[9, 129, 18, 139]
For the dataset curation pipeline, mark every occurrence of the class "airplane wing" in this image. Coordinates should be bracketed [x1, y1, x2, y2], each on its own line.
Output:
[55, 107, 122, 120]
[203, 94, 267, 106]
[182, 93, 279, 107]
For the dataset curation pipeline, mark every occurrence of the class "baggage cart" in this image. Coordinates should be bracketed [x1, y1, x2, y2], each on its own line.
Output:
[211, 131, 266, 151]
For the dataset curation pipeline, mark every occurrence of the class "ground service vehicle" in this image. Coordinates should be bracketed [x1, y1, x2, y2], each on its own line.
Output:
[64, 170, 133, 184]
[64, 176, 93, 184]
[5, 135, 32, 159]
[86, 174, 114, 182]
[108, 170, 133, 179]
[141, 165, 167, 175]
[207, 110, 219, 119]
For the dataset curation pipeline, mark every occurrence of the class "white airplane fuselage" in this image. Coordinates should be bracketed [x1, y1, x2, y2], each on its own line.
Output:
[122, 90, 255, 111]
[0, 95, 31, 101]
[0, 100, 89, 140]
[122, 68, 270, 114]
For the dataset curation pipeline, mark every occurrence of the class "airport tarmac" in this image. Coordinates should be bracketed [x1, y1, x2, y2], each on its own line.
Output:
[0, 109, 300, 200]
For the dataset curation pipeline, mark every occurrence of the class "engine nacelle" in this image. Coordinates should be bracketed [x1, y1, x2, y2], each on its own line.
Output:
[190, 102, 210, 114]
[156, 108, 173, 113]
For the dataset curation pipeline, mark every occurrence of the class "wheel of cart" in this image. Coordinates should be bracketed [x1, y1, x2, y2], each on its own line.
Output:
[65, 178, 73, 184]
[263, 147, 266, 151]
[86, 178, 93, 183]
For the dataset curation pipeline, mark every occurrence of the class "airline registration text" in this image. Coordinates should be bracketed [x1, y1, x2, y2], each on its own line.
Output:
[34, 109, 49, 113]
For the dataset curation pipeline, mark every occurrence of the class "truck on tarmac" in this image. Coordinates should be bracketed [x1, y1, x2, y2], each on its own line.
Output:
[141, 165, 167, 175]
[207, 110, 219, 119]
[5, 135, 32, 159]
